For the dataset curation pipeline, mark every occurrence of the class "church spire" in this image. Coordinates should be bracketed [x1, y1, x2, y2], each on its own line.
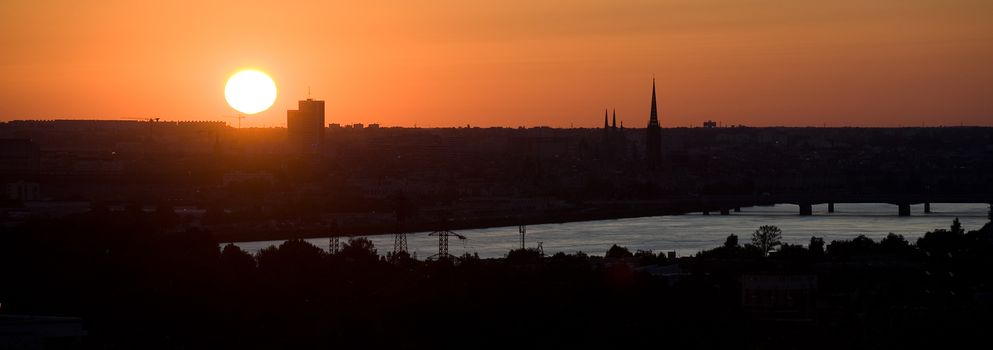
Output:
[604, 109, 609, 129]
[648, 78, 659, 128]
[612, 109, 617, 129]
[646, 77, 662, 168]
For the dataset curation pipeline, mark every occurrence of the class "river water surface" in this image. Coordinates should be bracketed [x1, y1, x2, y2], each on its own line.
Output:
[232, 203, 990, 258]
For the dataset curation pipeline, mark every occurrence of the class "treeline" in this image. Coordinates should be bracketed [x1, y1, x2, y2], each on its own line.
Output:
[1, 212, 991, 349]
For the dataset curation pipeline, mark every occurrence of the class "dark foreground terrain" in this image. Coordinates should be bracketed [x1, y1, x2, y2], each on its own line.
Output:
[1, 210, 992, 349]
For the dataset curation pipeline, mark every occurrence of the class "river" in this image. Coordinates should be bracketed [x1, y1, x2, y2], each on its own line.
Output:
[231, 203, 990, 258]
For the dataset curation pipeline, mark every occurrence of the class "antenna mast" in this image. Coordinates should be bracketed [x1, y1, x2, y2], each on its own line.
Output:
[519, 225, 526, 250]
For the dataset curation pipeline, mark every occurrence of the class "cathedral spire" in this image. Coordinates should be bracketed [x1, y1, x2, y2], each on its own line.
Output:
[612, 109, 617, 129]
[646, 77, 662, 168]
[648, 78, 659, 128]
[604, 109, 609, 129]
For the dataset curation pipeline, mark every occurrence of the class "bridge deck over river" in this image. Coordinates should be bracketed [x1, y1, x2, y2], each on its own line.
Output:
[678, 193, 993, 217]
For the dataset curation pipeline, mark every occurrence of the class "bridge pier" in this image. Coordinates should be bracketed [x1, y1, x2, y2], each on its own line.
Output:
[720, 209, 730, 215]
[924, 202, 931, 214]
[828, 203, 835, 213]
[734, 207, 741, 212]
[898, 203, 911, 217]
[799, 203, 813, 216]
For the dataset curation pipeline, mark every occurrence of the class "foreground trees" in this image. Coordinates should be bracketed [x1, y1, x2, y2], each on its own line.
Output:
[0, 217, 990, 349]
[752, 225, 783, 256]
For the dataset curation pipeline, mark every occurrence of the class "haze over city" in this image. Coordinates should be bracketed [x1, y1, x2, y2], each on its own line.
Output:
[2, 0, 992, 127]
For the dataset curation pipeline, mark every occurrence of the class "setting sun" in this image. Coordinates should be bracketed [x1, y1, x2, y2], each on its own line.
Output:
[224, 70, 277, 115]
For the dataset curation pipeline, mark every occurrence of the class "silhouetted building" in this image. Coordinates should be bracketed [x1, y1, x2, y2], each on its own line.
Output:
[703, 120, 717, 128]
[612, 109, 617, 130]
[0, 315, 87, 348]
[601, 109, 628, 161]
[0, 139, 40, 176]
[646, 79, 661, 167]
[603, 109, 609, 144]
[741, 274, 817, 319]
[5, 181, 39, 201]
[287, 98, 325, 152]
[222, 171, 274, 187]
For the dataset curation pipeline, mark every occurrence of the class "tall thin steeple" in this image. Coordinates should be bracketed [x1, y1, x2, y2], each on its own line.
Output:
[603, 108, 610, 146]
[612, 109, 617, 129]
[646, 77, 662, 168]
[648, 78, 659, 128]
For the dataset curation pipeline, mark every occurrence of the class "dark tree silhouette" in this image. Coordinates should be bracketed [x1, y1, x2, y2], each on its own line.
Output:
[827, 234, 878, 257]
[257, 238, 326, 274]
[809, 236, 825, 257]
[605, 244, 633, 258]
[951, 217, 964, 235]
[724, 234, 739, 248]
[634, 249, 662, 265]
[879, 233, 912, 255]
[219, 243, 256, 273]
[507, 248, 543, 264]
[339, 237, 379, 264]
[751, 225, 782, 257]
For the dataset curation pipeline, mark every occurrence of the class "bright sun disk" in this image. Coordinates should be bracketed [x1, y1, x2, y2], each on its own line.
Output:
[225, 70, 277, 114]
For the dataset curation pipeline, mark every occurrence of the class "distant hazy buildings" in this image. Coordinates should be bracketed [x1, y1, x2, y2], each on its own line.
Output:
[0, 139, 40, 176]
[601, 109, 628, 161]
[5, 181, 39, 201]
[0, 139, 40, 201]
[222, 171, 274, 187]
[287, 98, 325, 152]
[741, 274, 818, 319]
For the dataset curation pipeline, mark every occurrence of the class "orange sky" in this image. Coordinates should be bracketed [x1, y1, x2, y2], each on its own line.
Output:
[1, 0, 991, 128]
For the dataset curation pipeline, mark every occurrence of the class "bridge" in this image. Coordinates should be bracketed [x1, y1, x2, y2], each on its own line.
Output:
[679, 193, 993, 217]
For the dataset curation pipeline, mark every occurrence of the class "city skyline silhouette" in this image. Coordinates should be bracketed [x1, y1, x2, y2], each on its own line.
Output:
[1, 2, 992, 348]
[2, 1, 992, 128]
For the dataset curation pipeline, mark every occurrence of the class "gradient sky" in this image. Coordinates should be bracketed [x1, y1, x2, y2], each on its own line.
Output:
[1, 0, 991, 127]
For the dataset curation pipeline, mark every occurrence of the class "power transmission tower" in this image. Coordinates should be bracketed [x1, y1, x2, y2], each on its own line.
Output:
[330, 236, 340, 254]
[328, 221, 341, 254]
[393, 231, 408, 255]
[428, 229, 465, 260]
[392, 192, 411, 256]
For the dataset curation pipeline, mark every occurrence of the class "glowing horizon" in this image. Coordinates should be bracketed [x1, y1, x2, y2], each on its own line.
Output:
[1, 1, 991, 128]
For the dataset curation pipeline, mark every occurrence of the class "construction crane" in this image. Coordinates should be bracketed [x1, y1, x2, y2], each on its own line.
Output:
[428, 229, 466, 260]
